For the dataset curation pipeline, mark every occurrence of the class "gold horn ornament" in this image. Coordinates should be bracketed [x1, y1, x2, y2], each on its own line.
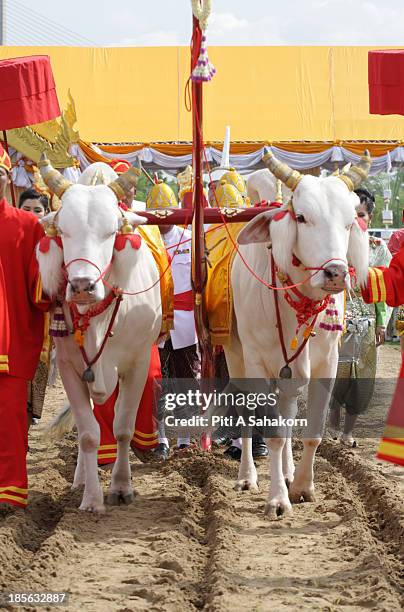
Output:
[38, 154, 72, 198]
[262, 147, 302, 191]
[338, 150, 371, 191]
[108, 159, 142, 201]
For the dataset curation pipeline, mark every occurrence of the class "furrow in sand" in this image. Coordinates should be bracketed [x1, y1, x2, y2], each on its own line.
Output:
[194, 451, 403, 611]
[319, 439, 404, 593]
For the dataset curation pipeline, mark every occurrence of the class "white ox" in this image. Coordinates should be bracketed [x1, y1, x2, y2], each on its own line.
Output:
[223, 150, 370, 519]
[37, 159, 161, 512]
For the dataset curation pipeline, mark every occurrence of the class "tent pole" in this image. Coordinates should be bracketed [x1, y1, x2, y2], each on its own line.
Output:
[2, 130, 16, 207]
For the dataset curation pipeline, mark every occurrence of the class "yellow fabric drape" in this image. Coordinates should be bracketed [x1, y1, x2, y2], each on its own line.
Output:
[137, 226, 174, 335]
[1, 46, 403, 143]
[204, 223, 245, 346]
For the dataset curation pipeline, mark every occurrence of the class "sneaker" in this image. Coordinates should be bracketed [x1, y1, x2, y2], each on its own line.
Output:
[153, 443, 170, 461]
[223, 445, 242, 461]
[252, 435, 269, 459]
[340, 434, 357, 448]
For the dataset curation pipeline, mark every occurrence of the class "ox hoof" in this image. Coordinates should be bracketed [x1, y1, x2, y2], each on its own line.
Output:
[234, 479, 259, 492]
[289, 487, 316, 504]
[264, 500, 293, 520]
[106, 491, 136, 506]
[79, 501, 106, 514]
[122, 492, 135, 505]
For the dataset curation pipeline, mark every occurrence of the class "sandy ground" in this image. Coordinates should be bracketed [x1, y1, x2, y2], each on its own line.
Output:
[0, 345, 403, 611]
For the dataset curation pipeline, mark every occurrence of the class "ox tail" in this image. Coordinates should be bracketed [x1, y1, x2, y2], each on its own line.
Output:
[42, 403, 75, 440]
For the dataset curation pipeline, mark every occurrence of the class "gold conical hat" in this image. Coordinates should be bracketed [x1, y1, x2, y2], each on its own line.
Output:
[221, 168, 246, 195]
[215, 180, 244, 208]
[146, 180, 178, 209]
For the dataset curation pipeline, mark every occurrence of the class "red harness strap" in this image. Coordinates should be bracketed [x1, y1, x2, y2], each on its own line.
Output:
[69, 290, 123, 382]
[271, 254, 321, 377]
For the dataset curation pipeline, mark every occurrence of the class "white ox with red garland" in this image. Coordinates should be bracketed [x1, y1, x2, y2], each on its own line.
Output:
[37, 158, 161, 513]
[224, 149, 370, 519]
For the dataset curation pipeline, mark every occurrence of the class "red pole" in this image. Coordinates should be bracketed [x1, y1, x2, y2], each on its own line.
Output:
[2, 130, 17, 207]
[191, 16, 206, 311]
[190, 14, 213, 451]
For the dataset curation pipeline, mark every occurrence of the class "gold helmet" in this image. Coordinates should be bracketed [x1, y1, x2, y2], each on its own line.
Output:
[215, 180, 245, 209]
[221, 168, 246, 196]
[146, 180, 178, 209]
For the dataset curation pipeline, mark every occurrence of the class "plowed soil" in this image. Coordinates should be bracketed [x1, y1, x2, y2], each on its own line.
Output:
[0, 345, 402, 611]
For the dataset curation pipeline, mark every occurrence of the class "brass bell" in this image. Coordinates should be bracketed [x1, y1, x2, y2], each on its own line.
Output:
[121, 217, 134, 234]
[46, 223, 58, 237]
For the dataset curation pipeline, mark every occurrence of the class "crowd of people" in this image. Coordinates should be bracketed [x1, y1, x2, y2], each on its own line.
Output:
[0, 140, 403, 512]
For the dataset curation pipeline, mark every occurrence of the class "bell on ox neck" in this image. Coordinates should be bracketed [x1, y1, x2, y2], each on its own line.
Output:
[82, 367, 95, 383]
[279, 365, 292, 379]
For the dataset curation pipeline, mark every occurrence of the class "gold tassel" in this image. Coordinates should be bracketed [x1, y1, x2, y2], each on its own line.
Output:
[290, 336, 298, 350]
[74, 329, 84, 347]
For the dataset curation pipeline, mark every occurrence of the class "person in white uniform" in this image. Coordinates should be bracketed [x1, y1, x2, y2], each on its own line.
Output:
[146, 180, 200, 460]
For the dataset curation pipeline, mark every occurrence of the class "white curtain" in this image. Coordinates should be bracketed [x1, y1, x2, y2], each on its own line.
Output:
[79, 142, 404, 175]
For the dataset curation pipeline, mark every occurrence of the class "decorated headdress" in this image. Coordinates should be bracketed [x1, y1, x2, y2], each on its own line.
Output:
[108, 159, 132, 175]
[214, 180, 246, 209]
[32, 165, 61, 211]
[177, 165, 193, 201]
[0, 144, 11, 173]
[210, 126, 231, 182]
[146, 180, 178, 209]
[221, 168, 246, 196]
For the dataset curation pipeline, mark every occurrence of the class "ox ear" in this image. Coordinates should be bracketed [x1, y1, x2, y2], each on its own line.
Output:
[347, 218, 369, 287]
[36, 239, 64, 298]
[237, 210, 276, 245]
[120, 210, 147, 229]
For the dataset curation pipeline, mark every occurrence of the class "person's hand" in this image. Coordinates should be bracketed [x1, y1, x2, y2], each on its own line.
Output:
[375, 326, 386, 346]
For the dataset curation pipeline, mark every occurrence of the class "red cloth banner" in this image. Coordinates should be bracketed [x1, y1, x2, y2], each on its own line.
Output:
[0, 55, 60, 130]
[369, 49, 404, 116]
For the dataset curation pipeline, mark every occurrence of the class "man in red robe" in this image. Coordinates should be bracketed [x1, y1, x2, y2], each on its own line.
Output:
[93, 159, 159, 464]
[361, 245, 404, 465]
[0, 145, 48, 509]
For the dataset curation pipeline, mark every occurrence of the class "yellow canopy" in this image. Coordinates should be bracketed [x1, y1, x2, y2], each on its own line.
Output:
[0, 46, 403, 143]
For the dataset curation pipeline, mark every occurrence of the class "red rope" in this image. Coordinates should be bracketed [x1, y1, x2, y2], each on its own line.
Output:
[271, 254, 318, 368]
[79, 294, 123, 370]
[103, 221, 190, 296]
[69, 290, 118, 336]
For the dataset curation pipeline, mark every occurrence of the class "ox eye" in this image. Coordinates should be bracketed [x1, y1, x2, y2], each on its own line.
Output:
[296, 214, 306, 224]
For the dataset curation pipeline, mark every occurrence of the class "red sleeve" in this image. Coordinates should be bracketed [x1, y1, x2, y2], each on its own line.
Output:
[388, 230, 404, 256]
[361, 246, 404, 307]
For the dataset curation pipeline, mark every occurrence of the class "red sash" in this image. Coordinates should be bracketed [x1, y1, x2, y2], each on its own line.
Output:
[174, 290, 193, 311]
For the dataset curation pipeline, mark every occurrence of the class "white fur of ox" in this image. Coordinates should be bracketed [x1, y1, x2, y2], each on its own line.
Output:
[37, 162, 161, 513]
[224, 174, 369, 519]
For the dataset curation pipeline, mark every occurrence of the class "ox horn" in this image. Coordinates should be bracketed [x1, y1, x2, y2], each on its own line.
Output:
[338, 150, 371, 191]
[262, 147, 302, 191]
[39, 154, 73, 198]
[108, 159, 142, 201]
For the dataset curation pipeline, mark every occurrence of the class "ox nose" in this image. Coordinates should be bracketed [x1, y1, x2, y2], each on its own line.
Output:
[70, 277, 97, 294]
[323, 264, 348, 284]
